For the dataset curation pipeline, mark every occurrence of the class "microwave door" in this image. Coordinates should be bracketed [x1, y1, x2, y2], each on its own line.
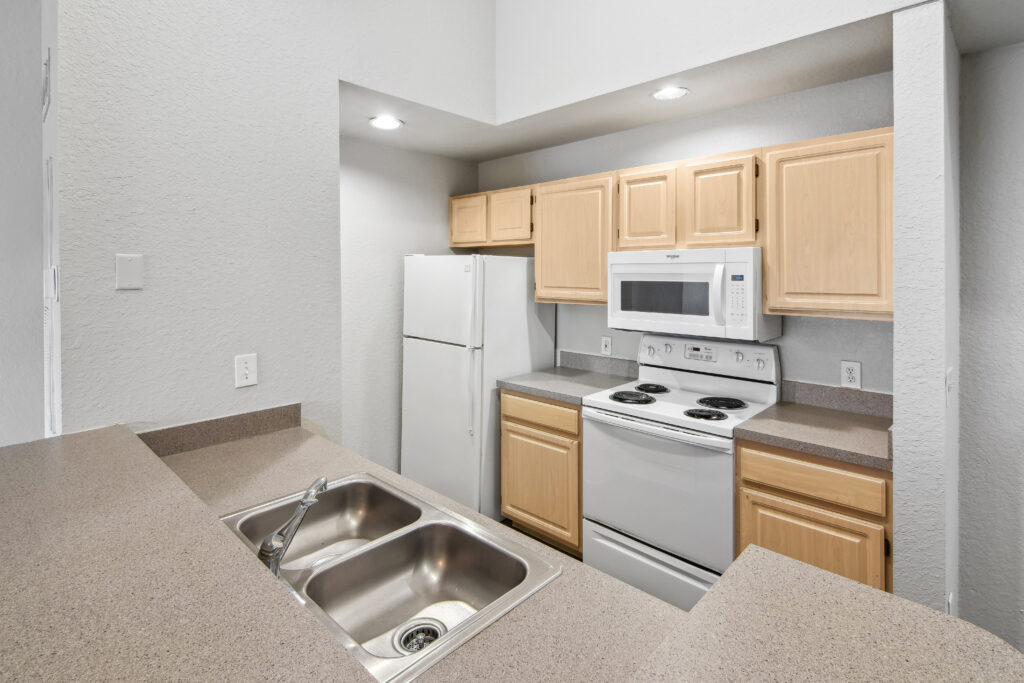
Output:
[610, 267, 727, 337]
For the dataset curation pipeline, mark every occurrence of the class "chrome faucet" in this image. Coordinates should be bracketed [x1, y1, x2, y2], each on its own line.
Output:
[258, 476, 328, 577]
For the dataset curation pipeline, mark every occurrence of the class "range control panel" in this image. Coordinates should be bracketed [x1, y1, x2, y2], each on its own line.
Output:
[638, 334, 779, 383]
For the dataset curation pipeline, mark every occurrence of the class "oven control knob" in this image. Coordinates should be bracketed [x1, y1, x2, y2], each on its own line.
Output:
[664, 343, 673, 354]
[756, 358, 765, 370]
[647, 345, 656, 357]
[735, 351, 744, 363]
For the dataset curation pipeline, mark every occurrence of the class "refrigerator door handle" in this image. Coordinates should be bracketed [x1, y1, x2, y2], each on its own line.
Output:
[467, 347, 475, 436]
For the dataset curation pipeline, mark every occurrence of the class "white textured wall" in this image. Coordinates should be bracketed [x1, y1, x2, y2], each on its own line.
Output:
[339, 137, 475, 470]
[494, 0, 912, 122]
[59, 1, 345, 436]
[959, 40, 1024, 650]
[483, 73, 896, 392]
[892, 0, 959, 612]
[0, 0, 44, 446]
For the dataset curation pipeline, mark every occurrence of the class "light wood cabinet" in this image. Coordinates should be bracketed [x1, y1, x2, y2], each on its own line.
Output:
[488, 187, 533, 244]
[533, 174, 615, 304]
[764, 128, 893, 319]
[736, 441, 892, 591]
[616, 164, 677, 250]
[678, 152, 758, 248]
[449, 187, 534, 247]
[738, 487, 886, 590]
[500, 390, 582, 553]
[449, 193, 487, 245]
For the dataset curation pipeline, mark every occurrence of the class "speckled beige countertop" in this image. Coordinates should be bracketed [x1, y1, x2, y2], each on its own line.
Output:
[496, 366, 632, 404]
[736, 402, 893, 471]
[2, 426, 1020, 680]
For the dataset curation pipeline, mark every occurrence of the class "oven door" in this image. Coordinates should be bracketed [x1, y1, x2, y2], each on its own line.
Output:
[608, 261, 727, 337]
[582, 407, 734, 573]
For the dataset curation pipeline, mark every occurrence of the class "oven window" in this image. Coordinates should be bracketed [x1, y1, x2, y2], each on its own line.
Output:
[620, 281, 709, 316]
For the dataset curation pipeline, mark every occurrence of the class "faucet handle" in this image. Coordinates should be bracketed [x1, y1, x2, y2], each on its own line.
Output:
[300, 476, 329, 505]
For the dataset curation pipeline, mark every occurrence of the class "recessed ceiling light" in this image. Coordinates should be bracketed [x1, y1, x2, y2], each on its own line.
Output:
[652, 86, 689, 101]
[369, 114, 403, 130]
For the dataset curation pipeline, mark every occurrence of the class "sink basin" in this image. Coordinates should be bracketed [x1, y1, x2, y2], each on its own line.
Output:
[224, 480, 421, 572]
[222, 473, 560, 682]
[304, 522, 528, 658]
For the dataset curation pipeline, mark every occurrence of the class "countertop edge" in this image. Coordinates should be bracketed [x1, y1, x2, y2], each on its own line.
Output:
[734, 428, 893, 472]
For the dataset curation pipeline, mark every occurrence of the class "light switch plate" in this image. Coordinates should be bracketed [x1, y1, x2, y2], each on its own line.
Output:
[115, 254, 144, 290]
[600, 336, 612, 356]
[235, 353, 258, 388]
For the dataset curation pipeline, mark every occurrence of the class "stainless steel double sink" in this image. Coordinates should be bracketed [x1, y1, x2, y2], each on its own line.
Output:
[221, 472, 561, 681]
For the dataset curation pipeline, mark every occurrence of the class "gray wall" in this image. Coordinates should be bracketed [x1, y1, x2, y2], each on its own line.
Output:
[339, 137, 475, 470]
[58, 1, 345, 436]
[959, 39, 1024, 650]
[0, 0, 44, 447]
[481, 72, 896, 392]
[891, 0, 960, 614]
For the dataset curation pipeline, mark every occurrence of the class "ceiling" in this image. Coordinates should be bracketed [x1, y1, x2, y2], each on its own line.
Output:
[949, 0, 1024, 54]
[339, 1, 1024, 163]
[339, 14, 893, 162]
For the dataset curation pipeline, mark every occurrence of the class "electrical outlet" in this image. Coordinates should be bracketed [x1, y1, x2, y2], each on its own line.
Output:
[841, 360, 861, 389]
[235, 353, 258, 388]
[600, 336, 612, 356]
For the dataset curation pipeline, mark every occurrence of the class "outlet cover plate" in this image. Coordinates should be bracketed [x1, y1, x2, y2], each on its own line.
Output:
[235, 353, 258, 388]
[841, 360, 862, 389]
[600, 336, 612, 356]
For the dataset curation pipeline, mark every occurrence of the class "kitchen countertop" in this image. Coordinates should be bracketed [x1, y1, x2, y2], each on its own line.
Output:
[735, 401, 893, 471]
[496, 366, 633, 404]
[2, 425, 1020, 680]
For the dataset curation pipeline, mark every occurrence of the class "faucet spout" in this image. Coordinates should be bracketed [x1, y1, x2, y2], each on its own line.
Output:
[258, 476, 328, 576]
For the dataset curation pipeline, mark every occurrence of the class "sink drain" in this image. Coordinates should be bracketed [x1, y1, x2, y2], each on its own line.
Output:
[393, 618, 447, 654]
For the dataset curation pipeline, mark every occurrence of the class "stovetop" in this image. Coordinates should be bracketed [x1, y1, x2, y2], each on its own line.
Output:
[583, 368, 777, 438]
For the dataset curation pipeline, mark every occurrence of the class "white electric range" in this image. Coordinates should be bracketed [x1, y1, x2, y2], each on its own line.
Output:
[581, 334, 779, 611]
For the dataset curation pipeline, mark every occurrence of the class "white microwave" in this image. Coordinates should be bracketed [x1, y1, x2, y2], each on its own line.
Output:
[607, 247, 781, 341]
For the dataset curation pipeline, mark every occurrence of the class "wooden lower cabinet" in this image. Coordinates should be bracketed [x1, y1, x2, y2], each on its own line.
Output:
[499, 391, 582, 553]
[738, 487, 886, 590]
[736, 441, 892, 591]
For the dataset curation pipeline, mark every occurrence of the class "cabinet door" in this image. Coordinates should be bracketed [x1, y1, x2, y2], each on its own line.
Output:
[488, 187, 533, 244]
[738, 487, 885, 590]
[678, 153, 758, 248]
[764, 129, 893, 318]
[501, 419, 580, 549]
[534, 175, 614, 304]
[617, 165, 676, 250]
[449, 194, 487, 245]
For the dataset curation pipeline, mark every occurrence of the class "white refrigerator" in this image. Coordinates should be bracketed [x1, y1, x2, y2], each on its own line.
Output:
[401, 255, 555, 519]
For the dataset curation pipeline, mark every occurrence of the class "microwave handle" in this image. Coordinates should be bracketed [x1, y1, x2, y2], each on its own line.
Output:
[710, 264, 726, 326]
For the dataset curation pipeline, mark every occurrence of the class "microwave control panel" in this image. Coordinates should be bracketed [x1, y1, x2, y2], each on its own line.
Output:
[727, 274, 748, 326]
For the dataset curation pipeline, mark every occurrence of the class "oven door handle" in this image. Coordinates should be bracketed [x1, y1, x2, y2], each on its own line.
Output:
[709, 263, 726, 326]
[582, 407, 734, 453]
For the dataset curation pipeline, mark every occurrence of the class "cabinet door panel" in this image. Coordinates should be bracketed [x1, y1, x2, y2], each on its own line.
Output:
[501, 420, 580, 548]
[534, 175, 614, 304]
[449, 194, 487, 245]
[617, 165, 676, 249]
[738, 487, 885, 590]
[489, 187, 532, 244]
[679, 154, 757, 247]
[765, 129, 893, 317]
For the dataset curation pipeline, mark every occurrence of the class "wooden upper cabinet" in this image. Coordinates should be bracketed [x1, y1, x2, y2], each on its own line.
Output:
[738, 487, 886, 590]
[679, 153, 758, 248]
[616, 164, 677, 250]
[449, 193, 487, 245]
[764, 128, 894, 319]
[534, 174, 615, 304]
[488, 187, 533, 244]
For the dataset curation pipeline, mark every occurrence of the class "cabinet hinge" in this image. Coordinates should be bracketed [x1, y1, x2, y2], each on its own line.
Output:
[530, 195, 535, 205]
[884, 538, 891, 557]
[530, 222, 534, 234]
[755, 162, 760, 178]
[754, 218, 760, 234]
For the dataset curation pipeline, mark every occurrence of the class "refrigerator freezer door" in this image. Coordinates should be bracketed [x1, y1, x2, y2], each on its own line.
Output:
[403, 254, 482, 347]
[400, 337, 482, 511]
